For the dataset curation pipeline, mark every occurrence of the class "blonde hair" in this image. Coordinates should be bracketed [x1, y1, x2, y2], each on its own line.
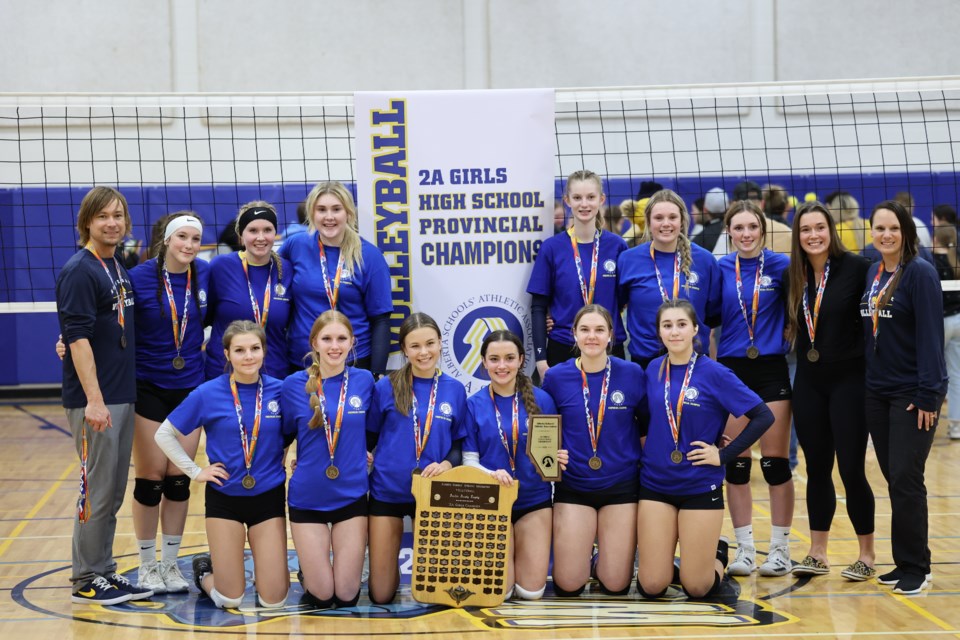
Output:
[304, 310, 355, 429]
[564, 170, 605, 231]
[305, 181, 363, 270]
[640, 189, 693, 287]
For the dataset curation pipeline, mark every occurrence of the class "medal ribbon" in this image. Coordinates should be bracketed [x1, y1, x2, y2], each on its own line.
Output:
[734, 251, 764, 345]
[317, 369, 349, 465]
[318, 237, 345, 309]
[650, 244, 680, 301]
[77, 423, 90, 523]
[579, 358, 611, 458]
[411, 369, 441, 467]
[229, 374, 263, 476]
[240, 252, 273, 327]
[802, 259, 830, 347]
[489, 386, 519, 476]
[162, 267, 191, 356]
[568, 228, 600, 305]
[868, 262, 900, 341]
[85, 245, 127, 333]
[664, 353, 698, 453]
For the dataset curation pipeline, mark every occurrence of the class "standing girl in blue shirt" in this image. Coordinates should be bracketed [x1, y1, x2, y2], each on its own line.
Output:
[542, 304, 646, 596]
[463, 330, 567, 600]
[527, 170, 628, 377]
[618, 190, 721, 370]
[279, 182, 393, 374]
[366, 313, 467, 604]
[861, 200, 947, 595]
[155, 321, 289, 609]
[282, 310, 375, 609]
[716, 200, 795, 578]
[206, 202, 293, 379]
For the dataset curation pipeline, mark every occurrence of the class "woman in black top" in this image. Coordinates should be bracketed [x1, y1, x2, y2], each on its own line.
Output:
[861, 200, 947, 596]
[786, 202, 876, 581]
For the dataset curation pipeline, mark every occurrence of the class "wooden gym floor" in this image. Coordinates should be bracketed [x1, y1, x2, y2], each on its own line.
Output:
[1, 400, 958, 639]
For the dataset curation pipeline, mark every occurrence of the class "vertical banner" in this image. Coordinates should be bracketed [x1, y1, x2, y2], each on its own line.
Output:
[356, 89, 555, 394]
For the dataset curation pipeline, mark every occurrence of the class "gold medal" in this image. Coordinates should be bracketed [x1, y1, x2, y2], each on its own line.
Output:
[172, 356, 185, 370]
[325, 465, 339, 480]
[670, 449, 683, 464]
[746, 345, 759, 359]
[241, 474, 256, 490]
[588, 455, 602, 470]
[807, 348, 820, 363]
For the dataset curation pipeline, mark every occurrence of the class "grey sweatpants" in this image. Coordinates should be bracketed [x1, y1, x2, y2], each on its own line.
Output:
[66, 404, 135, 590]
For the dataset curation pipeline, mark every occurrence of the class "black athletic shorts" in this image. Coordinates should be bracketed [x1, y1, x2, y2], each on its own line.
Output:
[553, 478, 640, 510]
[136, 378, 194, 423]
[718, 355, 792, 402]
[289, 495, 368, 525]
[638, 485, 724, 510]
[205, 483, 286, 527]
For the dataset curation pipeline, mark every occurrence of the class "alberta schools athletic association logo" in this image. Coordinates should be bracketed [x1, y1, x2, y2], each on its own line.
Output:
[441, 294, 532, 393]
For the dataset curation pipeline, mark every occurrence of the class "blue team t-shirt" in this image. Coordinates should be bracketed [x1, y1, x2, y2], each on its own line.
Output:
[717, 249, 790, 358]
[463, 385, 559, 510]
[641, 355, 760, 495]
[367, 373, 467, 504]
[57, 249, 137, 408]
[167, 374, 286, 497]
[541, 357, 646, 492]
[206, 252, 293, 379]
[279, 232, 393, 366]
[618, 241, 721, 360]
[281, 367, 375, 511]
[526, 230, 628, 346]
[129, 258, 209, 389]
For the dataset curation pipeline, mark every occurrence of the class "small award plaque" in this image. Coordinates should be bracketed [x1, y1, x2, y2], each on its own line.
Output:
[526, 414, 562, 482]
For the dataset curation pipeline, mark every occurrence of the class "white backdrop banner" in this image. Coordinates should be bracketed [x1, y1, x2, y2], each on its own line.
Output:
[355, 89, 555, 393]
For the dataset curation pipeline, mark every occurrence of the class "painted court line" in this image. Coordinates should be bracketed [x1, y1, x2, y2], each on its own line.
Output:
[0, 463, 76, 559]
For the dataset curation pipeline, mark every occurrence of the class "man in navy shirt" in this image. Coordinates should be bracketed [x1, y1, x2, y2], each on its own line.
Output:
[56, 187, 151, 605]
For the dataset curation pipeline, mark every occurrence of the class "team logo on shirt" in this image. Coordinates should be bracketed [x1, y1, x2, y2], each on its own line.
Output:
[760, 275, 772, 287]
[610, 390, 625, 405]
[349, 395, 363, 409]
[684, 387, 699, 401]
[439, 402, 453, 416]
[275, 283, 286, 297]
[603, 259, 616, 274]
[442, 295, 533, 394]
[198, 289, 207, 304]
[687, 271, 700, 285]
[267, 400, 280, 414]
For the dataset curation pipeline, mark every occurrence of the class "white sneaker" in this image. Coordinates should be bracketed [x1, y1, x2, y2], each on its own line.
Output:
[160, 560, 190, 593]
[759, 545, 792, 577]
[949, 423, 960, 440]
[727, 544, 756, 576]
[137, 561, 166, 594]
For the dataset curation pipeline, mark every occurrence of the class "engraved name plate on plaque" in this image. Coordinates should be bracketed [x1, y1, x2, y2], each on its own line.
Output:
[526, 414, 562, 482]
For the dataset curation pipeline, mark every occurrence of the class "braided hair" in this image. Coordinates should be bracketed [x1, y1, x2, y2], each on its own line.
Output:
[303, 310, 355, 429]
[480, 330, 541, 418]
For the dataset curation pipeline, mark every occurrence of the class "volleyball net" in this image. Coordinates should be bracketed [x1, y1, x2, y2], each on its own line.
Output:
[2, 76, 959, 313]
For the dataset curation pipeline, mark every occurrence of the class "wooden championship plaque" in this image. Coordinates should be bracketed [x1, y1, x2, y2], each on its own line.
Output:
[409, 465, 518, 608]
[526, 414, 562, 481]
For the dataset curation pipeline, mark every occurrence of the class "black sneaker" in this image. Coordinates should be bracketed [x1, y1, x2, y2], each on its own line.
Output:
[893, 574, 929, 595]
[72, 575, 134, 606]
[105, 572, 153, 600]
[192, 554, 213, 596]
[877, 568, 932, 586]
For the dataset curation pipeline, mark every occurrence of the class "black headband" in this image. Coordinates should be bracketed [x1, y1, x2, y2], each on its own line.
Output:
[237, 206, 278, 235]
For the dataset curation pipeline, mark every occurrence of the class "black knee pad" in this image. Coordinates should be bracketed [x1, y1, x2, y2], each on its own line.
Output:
[717, 538, 730, 569]
[133, 478, 164, 507]
[760, 457, 792, 486]
[636, 578, 667, 599]
[333, 590, 361, 608]
[681, 572, 721, 599]
[552, 583, 586, 597]
[596, 577, 630, 596]
[163, 475, 191, 502]
[301, 589, 334, 609]
[725, 458, 752, 485]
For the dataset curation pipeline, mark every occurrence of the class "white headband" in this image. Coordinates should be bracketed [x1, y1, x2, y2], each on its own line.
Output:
[164, 215, 203, 241]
